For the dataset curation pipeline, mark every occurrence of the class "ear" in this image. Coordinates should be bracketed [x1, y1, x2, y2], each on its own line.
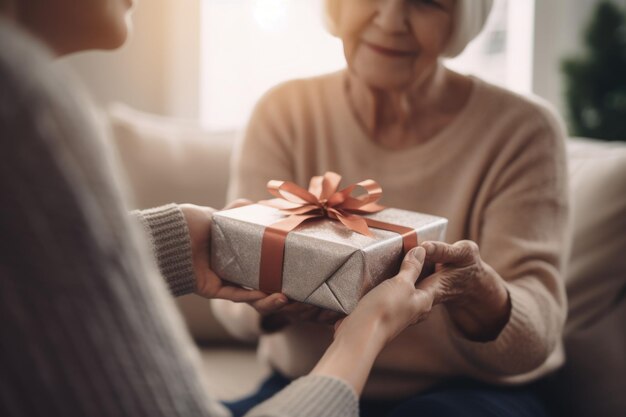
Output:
[324, 0, 341, 36]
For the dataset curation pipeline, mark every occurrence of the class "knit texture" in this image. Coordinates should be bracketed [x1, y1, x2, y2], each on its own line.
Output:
[0, 19, 358, 417]
[248, 376, 358, 417]
[133, 204, 197, 297]
[214, 69, 570, 397]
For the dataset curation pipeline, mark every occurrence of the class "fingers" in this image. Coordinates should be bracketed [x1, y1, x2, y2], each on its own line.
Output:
[250, 293, 289, 315]
[421, 240, 478, 266]
[289, 304, 326, 322]
[414, 273, 448, 306]
[395, 247, 426, 284]
[223, 199, 253, 210]
[255, 298, 342, 325]
[179, 203, 216, 221]
[213, 285, 269, 303]
[410, 288, 435, 320]
[414, 264, 471, 306]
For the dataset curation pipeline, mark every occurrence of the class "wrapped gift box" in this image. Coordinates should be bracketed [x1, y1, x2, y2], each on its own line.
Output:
[210, 203, 447, 314]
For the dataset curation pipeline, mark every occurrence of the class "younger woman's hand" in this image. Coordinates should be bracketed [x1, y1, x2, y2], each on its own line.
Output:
[334, 247, 431, 345]
[179, 203, 268, 303]
[249, 297, 345, 332]
[311, 247, 430, 395]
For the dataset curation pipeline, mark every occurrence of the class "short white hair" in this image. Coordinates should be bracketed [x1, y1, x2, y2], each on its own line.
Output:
[324, 0, 494, 58]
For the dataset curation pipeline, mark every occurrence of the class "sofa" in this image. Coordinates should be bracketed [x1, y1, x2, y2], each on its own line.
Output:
[108, 104, 626, 417]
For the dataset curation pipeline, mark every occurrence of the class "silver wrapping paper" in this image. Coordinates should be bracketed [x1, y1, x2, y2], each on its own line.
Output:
[210, 204, 447, 314]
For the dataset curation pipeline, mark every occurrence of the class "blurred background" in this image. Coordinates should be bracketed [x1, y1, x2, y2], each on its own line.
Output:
[61, 0, 626, 142]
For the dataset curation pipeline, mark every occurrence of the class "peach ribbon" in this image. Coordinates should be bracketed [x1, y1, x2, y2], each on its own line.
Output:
[258, 172, 418, 293]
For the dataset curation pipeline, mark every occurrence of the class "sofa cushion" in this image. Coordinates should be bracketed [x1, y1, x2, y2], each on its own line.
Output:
[566, 139, 626, 333]
[555, 138, 626, 417]
[108, 103, 234, 211]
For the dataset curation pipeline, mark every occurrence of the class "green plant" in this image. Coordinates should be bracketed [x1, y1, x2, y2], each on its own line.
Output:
[562, 1, 626, 141]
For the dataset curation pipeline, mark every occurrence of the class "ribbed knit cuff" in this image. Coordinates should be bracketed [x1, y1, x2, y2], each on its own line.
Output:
[134, 204, 196, 297]
[246, 375, 358, 417]
[447, 283, 559, 376]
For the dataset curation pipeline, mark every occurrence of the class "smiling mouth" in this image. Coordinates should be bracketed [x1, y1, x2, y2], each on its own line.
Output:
[363, 41, 417, 58]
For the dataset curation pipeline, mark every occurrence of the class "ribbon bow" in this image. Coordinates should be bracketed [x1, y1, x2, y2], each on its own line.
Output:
[257, 172, 417, 293]
[260, 171, 385, 237]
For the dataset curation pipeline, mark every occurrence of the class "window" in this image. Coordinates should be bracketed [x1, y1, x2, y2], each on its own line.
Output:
[446, 0, 535, 95]
[200, 0, 535, 132]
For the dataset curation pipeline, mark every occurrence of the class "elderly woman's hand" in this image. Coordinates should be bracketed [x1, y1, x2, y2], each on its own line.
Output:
[418, 240, 511, 341]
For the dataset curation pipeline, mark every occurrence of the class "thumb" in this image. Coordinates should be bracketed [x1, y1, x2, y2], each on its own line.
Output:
[395, 247, 426, 285]
[414, 270, 448, 306]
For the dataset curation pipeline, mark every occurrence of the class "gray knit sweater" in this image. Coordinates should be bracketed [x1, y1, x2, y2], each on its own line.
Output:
[0, 19, 357, 417]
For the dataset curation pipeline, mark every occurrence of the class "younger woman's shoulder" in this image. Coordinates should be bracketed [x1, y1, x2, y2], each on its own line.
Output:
[0, 20, 53, 107]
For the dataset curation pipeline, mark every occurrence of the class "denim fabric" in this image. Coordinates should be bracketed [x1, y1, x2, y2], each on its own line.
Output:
[223, 372, 550, 417]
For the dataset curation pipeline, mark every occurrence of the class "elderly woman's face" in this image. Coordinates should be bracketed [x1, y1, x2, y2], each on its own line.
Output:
[14, 0, 135, 54]
[335, 0, 455, 90]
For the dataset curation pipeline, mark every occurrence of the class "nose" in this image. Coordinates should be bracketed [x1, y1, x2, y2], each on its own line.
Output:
[374, 0, 409, 34]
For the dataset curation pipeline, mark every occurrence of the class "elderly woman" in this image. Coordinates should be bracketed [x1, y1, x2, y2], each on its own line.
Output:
[214, 0, 569, 416]
[0, 1, 439, 416]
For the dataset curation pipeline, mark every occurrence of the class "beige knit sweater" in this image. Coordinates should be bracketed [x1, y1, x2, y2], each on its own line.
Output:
[214, 70, 570, 398]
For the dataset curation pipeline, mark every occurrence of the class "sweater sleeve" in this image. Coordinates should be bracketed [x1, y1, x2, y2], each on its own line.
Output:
[447, 107, 570, 377]
[132, 204, 197, 297]
[244, 376, 358, 417]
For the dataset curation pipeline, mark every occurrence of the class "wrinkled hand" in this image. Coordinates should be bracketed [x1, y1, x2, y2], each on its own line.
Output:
[179, 203, 268, 303]
[334, 247, 431, 345]
[418, 240, 511, 341]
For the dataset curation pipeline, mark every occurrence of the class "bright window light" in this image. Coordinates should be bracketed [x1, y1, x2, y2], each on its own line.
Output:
[200, 0, 535, 132]
[200, 0, 344, 131]
[446, 0, 535, 94]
